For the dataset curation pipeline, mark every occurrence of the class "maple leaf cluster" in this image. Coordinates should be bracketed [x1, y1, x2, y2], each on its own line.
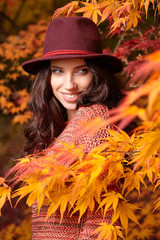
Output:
[53, 0, 160, 32]
[107, 49, 160, 238]
[112, 25, 160, 69]
[0, 19, 48, 124]
[0, 128, 137, 240]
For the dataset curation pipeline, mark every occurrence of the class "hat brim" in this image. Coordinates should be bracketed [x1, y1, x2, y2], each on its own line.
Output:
[22, 54, 123, 75]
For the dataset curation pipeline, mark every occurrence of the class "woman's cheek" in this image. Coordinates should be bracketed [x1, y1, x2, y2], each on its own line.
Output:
[51, 76, 61, 90]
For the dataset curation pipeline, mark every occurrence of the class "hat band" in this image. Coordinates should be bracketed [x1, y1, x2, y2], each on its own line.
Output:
[44, 49, 98, 58]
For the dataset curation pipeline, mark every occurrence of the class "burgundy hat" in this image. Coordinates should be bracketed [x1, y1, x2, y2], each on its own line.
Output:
[22, 17, 123, 75]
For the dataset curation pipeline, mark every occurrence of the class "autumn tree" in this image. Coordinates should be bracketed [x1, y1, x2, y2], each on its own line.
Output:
[0, 0, 160, 239]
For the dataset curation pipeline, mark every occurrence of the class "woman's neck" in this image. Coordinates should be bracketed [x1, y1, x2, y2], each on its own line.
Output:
[67, 109, 76, 121]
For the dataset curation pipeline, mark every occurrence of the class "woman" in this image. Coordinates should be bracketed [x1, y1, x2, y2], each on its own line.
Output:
[22, 17, 123, 239]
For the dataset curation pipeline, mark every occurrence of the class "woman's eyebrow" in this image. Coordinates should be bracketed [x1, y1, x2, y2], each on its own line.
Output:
[50, 65, 63, 69]
[74, 64, 88, 70]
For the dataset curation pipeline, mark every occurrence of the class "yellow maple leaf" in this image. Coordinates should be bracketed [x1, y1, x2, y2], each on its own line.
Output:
[98, 191, 125, 216]
[46, 187, 71, 222]
[153, 196, 160, 212]
[112, 201, 140, 233]
[0, 186, 12, 215]
[76, 2, 102, 24]
[154, 178, 160, 191]
[53, 1, 79, 18]
[122, 170, 146, 196]
[132, 130, 160, 173]
[140, 0, 151, 18]
[109, 17, 127, 34]
[126, 10, 141, 30]
[101, 0, 120, 22]
[93, 223, 124, 240]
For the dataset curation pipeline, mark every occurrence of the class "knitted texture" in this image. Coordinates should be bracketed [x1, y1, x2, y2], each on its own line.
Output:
[49, 103, 110, 154]
[32, 204, 114, 240]
[32, 104, 118, 240]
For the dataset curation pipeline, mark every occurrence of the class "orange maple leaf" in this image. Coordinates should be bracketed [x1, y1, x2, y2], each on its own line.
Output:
[93, 223, 124, 240]
[0, 186, 12, 215]
[126, 10, 141, 30]
[76, 2, 102, 24]
[112, 201, 140, 233]
[53, 1, 79, 18]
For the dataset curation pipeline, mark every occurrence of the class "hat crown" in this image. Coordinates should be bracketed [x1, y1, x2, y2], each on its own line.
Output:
[43, 17, 103, 55]
[22, 16, 123, 75]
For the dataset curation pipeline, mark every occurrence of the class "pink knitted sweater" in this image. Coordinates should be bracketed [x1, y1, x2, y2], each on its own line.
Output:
[32, 104, 118, 240]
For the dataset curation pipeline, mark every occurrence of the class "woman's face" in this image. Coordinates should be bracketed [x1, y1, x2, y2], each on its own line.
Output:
[50, 58, 93, 120]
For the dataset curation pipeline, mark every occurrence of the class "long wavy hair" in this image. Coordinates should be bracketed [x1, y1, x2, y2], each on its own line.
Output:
[24, 58, 123, 154]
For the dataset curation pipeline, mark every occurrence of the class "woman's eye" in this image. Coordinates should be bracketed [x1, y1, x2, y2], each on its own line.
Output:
[51, 68, 63, 74]
[76, 68, 89, 75]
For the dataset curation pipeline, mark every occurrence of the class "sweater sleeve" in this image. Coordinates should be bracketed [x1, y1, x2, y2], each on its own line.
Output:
[49, 103, 111, 155]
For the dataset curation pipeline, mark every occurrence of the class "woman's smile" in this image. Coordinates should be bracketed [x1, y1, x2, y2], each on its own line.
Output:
[50, 58, 93, 120]
[61, 92, 81, 102]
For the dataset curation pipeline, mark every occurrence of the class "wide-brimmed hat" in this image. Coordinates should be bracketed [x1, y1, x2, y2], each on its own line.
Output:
[22, 17, 123, 75]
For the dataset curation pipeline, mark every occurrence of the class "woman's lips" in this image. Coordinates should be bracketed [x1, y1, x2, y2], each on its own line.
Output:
[61, 92, 81, 102]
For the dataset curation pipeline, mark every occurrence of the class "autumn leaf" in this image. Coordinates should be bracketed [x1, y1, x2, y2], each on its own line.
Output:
[154, 178, 160, 191]
[12, 111, 32, 125]
[153, 196, 160, 212]
[112, 201, 140, 233]
[98, 191, 125, 216]
[115, 2, 131, 18]
[140, 0, 150, 18]
[122, 170, 146, 196]
[53, 1, 79, 18]
[131, 130, 160, 173]
[0, 85, 12, 96]
[109, 17, 127, 34]
[49, 141, 85, 166]
[101, 0, 120, 22]
[0, 177, 5, 185]
[93, 223, 124, 240]
[46, 187, 71, 222]
[0, 63, 7, 71]
[76, 2, 102, 24]
[126, 10, 141, 30]
[0, 186, 12, 215]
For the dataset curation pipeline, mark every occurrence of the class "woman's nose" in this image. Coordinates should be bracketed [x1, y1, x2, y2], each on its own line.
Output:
[64, 73, 76, 90]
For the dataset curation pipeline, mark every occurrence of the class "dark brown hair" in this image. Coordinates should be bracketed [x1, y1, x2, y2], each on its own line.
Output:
[24, 59, 122, 154]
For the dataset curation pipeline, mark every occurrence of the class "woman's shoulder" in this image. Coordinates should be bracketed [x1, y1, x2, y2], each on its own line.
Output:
[75, 103, 109, 121]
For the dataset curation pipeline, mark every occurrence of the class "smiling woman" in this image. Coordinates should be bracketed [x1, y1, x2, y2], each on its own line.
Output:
[50, 58, 93, 120]
[21, 16, 123, 239]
